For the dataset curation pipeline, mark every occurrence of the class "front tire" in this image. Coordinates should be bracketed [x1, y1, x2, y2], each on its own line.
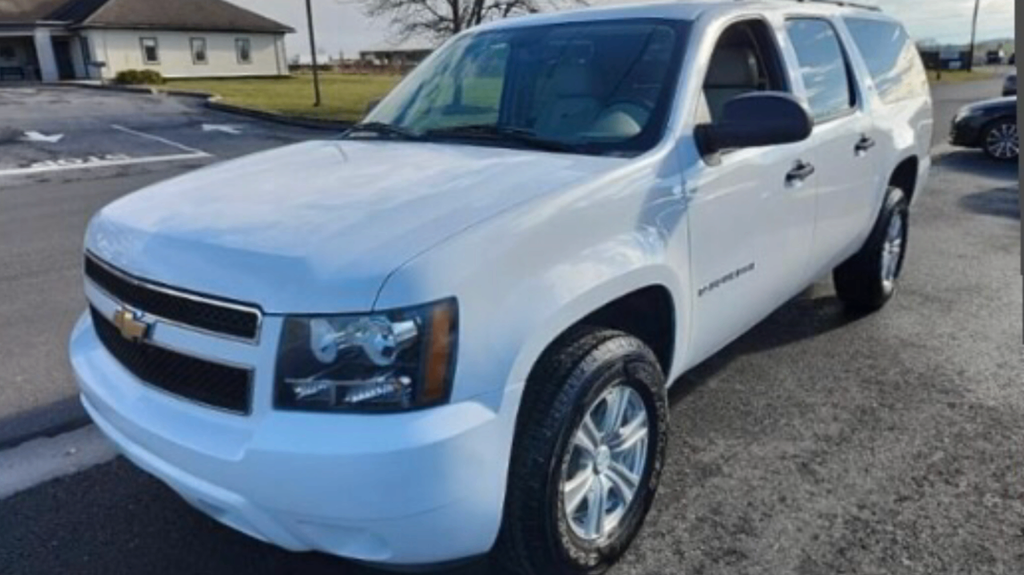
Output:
[982, 118, 1019, 162]
[495, 327, 668, 575]
[833, 186, 909, 313]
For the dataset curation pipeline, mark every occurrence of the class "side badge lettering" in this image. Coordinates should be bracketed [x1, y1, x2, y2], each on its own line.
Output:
[698, 263, 756, 298]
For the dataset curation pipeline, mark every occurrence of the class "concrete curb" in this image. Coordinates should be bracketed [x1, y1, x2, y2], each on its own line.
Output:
[205, 100, 351, 131]
[47, 82, 158, 96]
[0, 397, 90, 452]
[51, 82, 352, 132]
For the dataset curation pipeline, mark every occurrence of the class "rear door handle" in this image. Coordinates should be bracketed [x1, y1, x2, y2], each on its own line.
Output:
[855, 135, 876, 154]
[786, 161, 816, 185]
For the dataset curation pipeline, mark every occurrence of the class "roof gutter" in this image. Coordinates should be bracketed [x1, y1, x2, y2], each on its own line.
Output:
[0, 20, 71, 28]
[69, 23, 295, 34]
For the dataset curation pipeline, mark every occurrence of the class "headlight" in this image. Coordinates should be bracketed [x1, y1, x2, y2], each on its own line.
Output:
[955, 107, 979, 123]
[274, 299, 457, 412]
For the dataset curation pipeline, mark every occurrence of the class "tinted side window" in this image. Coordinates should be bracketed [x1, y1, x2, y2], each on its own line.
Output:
[785, 19, 854, 121]
[844, 18, 927, 104]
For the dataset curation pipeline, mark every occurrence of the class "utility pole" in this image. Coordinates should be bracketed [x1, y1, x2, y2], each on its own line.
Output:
[967, 0, 981, 72]
[305, 0, 322, 107]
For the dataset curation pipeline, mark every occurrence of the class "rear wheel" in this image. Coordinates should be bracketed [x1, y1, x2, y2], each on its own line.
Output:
[833, 187, 909, 313]
[982, 118, 1019, 161]
[495, 327, 668, 575]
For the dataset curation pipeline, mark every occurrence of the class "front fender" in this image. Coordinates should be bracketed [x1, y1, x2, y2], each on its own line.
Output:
[374, 154, 690, 410]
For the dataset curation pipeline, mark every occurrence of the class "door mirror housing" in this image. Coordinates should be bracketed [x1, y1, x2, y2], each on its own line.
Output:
[696, 92, 814, 156]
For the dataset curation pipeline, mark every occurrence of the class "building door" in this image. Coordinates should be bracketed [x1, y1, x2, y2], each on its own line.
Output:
[52, 39, 75, 80]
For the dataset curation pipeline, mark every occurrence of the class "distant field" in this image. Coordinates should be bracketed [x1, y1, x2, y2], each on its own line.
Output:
[161, 73, 403, 122]
[927, 69, 999, 85]
[158, 68, 1001, 123]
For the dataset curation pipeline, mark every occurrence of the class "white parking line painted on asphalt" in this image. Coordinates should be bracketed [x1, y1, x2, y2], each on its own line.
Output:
[0, 152, 211, 178]
[111, 124, 210, 155]
[0, 124, 214, 178]
[202, 123, 244, 135]
[21, 131, 65, 144]
[0, 425, 116, 500]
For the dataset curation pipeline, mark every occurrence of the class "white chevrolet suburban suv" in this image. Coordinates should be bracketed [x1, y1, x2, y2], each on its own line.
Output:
[70, 1, 932, 573]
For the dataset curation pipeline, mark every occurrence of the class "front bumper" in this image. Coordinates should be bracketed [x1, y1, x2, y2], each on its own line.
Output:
[70, 310, 522, 565]
[950, 115, 986, 148]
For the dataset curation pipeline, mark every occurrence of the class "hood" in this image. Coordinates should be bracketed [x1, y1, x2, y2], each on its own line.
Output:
[86, 140, 625, 313]
[961, 96, 1016, 114]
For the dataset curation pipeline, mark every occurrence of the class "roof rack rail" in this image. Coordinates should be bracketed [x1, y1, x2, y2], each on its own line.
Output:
[792, 0, 882, 12]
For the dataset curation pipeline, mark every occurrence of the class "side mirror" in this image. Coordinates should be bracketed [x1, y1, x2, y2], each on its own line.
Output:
[696, 92, 813, 156]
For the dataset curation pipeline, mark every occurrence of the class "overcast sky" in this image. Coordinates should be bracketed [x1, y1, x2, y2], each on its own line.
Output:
[232, 0, 1016, 58]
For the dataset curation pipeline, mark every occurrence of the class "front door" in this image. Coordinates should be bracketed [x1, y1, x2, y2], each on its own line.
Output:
[684, 19, 819, 365]
[52, 38, 75, 80]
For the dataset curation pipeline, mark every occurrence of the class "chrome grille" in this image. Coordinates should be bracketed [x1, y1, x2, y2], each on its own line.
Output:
[84, 254, 261, 341]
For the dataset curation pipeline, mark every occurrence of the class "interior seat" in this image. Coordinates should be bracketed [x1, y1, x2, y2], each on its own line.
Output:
[703, 46, 761, 122]
[533, 63, 603, 140]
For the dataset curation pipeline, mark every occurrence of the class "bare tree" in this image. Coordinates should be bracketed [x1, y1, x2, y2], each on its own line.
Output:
[365, 0, 586, 41]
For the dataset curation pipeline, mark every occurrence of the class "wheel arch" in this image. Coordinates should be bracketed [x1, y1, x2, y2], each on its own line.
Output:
[889, 155, 920, 204]
[525, 284, 678, 384]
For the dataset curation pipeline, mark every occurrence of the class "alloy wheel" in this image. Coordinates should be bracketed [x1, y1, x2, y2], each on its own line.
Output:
[881, 210, 905, 291]
[985, 122, 1019, 160]
[560, 385, 650, 542]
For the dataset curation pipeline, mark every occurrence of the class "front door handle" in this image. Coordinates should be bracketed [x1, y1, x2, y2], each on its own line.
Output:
[786, 160, 816, 185]
[855, 135, 877, 154]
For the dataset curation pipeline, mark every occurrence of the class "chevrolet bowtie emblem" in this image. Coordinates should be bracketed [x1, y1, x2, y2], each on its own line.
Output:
[112, 307, 151, 343]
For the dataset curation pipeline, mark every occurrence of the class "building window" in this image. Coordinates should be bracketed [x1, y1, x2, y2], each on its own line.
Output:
[140, 37, 159, 65]
[191, 38, 208, 65]
[236, 38, 252, 64]
[0, 44, 15, 61]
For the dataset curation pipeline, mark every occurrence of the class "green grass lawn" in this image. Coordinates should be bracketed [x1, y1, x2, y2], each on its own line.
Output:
[159, 69, 998, 123]
[161, 72, 403, 122]
[927, 69, 998, 85]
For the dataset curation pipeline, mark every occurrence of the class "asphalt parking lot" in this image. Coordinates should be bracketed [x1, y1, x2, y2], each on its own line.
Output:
[0, 86, 321, 185]
[0, 86, 326, 445]
[0, 81, 1021, 575]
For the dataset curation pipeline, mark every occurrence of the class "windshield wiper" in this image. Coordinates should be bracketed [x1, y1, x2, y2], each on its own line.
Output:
[344, 122, 422, 141]
[423, 124, 581, 153]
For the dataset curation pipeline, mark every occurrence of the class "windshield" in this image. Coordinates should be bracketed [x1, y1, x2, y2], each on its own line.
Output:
[360, 19, 690, 156]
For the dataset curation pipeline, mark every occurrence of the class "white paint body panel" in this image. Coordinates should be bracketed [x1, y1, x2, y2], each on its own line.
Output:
[71, 1, 933, 565]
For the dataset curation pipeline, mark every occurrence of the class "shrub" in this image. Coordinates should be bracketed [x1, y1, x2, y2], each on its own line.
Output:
[115, 69, 165, 85]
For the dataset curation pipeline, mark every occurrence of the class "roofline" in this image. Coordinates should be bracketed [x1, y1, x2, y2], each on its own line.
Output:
[0, 20, 72, 27]
[70, 23, 295, 33]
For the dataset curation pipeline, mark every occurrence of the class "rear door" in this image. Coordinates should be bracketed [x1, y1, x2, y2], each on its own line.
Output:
[783, 17, 879, 275]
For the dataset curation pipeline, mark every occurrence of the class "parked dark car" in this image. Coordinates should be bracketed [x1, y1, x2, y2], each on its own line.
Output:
[1004, 75, 1017, 96]
[951, 96, 1018, 161]
[987, 50, 1006, 65]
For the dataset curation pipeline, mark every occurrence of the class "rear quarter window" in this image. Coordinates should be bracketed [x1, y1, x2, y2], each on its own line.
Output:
[843, 18, 928, 105]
